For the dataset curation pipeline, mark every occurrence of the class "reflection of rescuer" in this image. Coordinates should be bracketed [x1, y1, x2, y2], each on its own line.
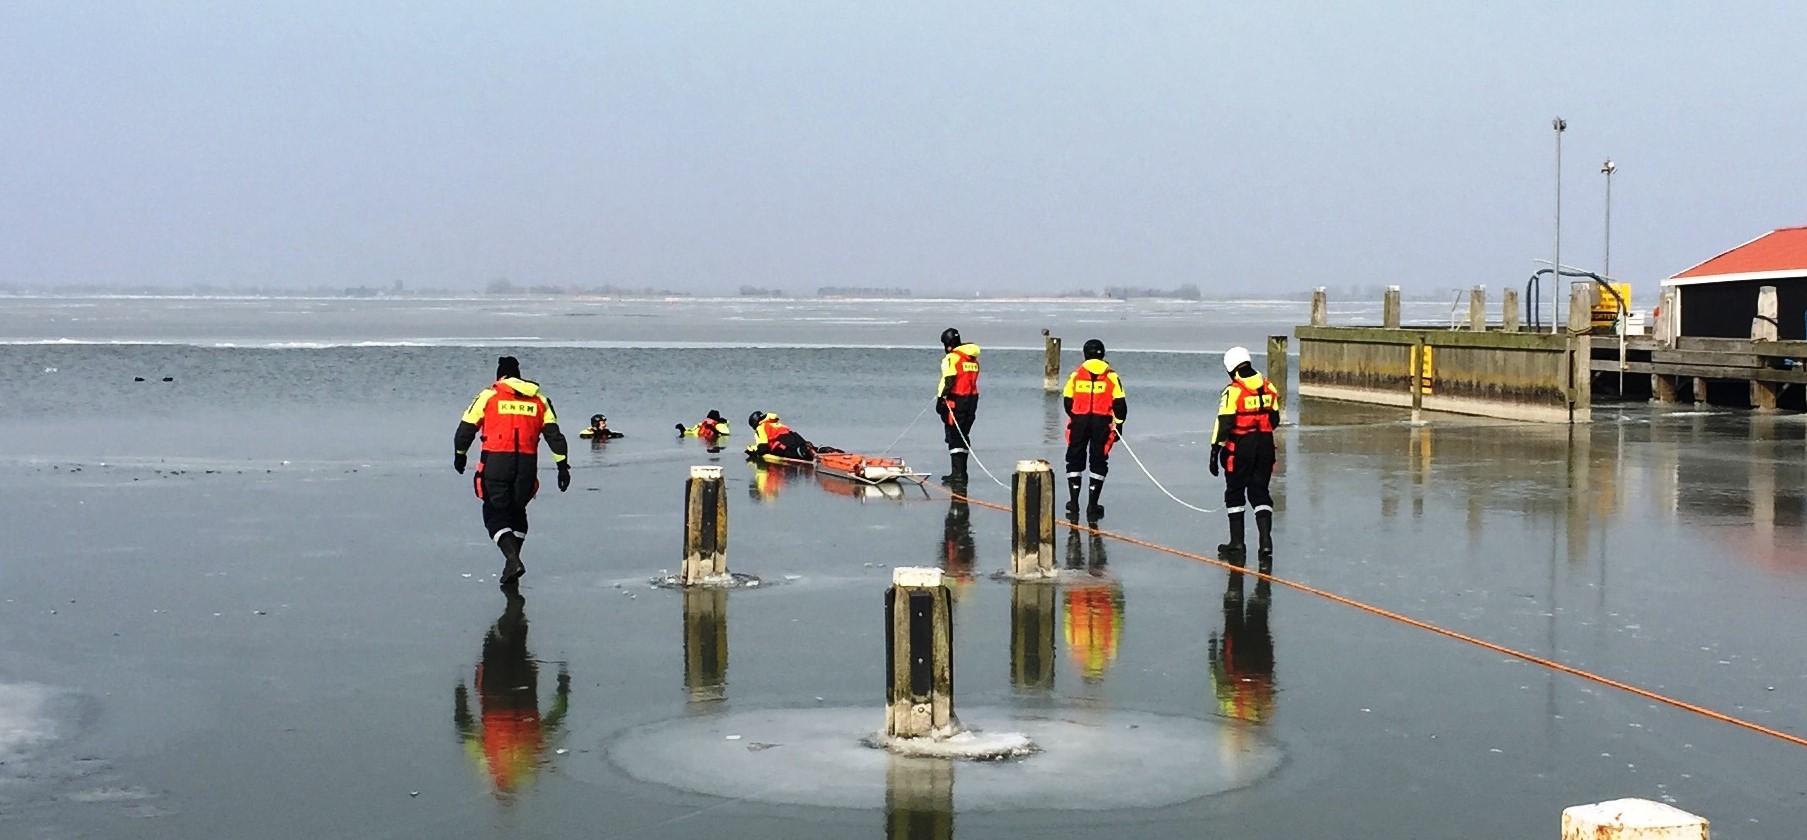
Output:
[454, 591, 570, 797]
[935, 327, 981, 483]
[1209, 346, 1279, 561]
[1061, 339, 1127, 520]
[1209, 570, 1275, 724]
[454, 356, 571, 588]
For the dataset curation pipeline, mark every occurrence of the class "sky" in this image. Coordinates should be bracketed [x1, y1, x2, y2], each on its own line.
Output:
[2, 1, 1803, 296]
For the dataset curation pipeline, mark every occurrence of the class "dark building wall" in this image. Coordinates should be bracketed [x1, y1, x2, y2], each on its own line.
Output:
[1678, 276, 1807, 339]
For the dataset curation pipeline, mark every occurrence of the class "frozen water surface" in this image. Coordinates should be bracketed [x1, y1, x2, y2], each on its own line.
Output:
[1, 297, 1805, 838]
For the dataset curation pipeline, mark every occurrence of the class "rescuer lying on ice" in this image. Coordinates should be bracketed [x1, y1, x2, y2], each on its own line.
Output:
[744, 411, 842, 461]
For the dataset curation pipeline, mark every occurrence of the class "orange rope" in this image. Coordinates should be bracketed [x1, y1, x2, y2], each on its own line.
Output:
[935, 483, 1807, 750]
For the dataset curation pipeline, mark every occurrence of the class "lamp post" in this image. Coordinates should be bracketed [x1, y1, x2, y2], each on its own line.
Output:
[1551, 117, 1567, 333]
[1601, 158, 1616, 279]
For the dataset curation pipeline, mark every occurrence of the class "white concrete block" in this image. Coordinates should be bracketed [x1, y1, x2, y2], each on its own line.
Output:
[1561, 798, 1707, 840]
[892, 567, 944, 588]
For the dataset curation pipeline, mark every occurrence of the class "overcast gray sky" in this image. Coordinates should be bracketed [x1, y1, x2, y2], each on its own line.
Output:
[2, 1, 1802, 295]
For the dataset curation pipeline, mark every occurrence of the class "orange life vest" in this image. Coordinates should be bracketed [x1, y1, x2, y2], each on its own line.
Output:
[945, 346, 980, 396]
[1228, 375, 1277, 435]
[1067, 362, 1119, 417]
[481, 381, 550, 454]
[756, 417, 792, 446]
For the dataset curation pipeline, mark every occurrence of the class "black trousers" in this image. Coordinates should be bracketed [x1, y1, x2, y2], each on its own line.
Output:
[941, 395, 978, 453]
[1221, 432, 1275, 513]
[1064, 415, 1117, 479]
[475, 452, 540, 541]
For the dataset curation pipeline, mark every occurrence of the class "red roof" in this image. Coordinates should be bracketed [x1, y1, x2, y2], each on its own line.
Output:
[1672, 226, 1807, 280]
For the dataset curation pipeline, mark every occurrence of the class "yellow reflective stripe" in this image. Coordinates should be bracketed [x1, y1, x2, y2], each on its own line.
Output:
[461, 389, 495, 424]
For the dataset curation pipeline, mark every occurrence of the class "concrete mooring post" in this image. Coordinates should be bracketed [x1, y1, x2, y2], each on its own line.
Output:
[1310, 287, 1328, 327]
[1468, 285, 1486, 331]
[1266, 335, 1289, 425]
[1560, 798, 1707, 839]
[1751, 285, 1780, 410]
[681, 465, 728, 585]
[885, 567, 955, 739]
[1011, 460, 1056, 577]
[1382, 285, 1402, 329]
[1042, 330, 1062, 393]
[1503, 287, 1521, 332]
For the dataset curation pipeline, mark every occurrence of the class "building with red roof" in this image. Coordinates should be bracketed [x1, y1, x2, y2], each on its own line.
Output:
[1663, 227, 1807, 339]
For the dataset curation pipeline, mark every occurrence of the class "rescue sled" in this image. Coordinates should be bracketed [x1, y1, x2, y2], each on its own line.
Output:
[756, 449, 928, 490]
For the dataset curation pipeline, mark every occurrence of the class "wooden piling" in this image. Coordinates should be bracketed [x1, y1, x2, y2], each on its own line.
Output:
[681, 465, 728, 585]
[1266, 335, 1289, 425]
[1011, 460, 1056, 577]
[1042, 330, 1062, 393]
[1382, 286, 1401, 329]
[1502, 288, 1520, 332]
[1560, 798, 1707, 840]
[1009, 581, 1057, 692]
[1653, 374, 1679, 404]
[1692, 376, 1709, 405]
[1468, 285, 1486, 331]
[1751, 286, 1780, 410]
[1310, 287, 1328, 327]
[885, 567, 955, 739]
[682, 587, 728, 704]
[1569, 282, 1594, 423]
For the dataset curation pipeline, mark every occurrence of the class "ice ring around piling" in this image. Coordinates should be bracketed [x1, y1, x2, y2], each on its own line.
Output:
[648, 571, 764, 590]
[598, 705, 1281, 811]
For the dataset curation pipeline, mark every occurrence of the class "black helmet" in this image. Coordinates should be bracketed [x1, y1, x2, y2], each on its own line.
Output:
[748, 411, 766, 428]
[590, 414, 605, 426]
[940, 327, 962, 348]
[707, 409, 724, 422]
[1082, 339, 1106, 360]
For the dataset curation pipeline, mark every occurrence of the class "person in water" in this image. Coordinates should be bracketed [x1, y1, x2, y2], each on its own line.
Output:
[580, 414, 623, 440]
[676, 409, 731, 439]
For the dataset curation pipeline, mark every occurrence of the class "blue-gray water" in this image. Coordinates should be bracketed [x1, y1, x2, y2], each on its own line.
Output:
[2, 297, 1804, 839]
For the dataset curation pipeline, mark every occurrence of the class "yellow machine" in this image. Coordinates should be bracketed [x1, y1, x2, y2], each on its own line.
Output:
[1590, 282, 1632, 333]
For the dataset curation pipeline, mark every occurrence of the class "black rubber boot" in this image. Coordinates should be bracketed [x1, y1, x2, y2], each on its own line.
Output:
[1085, 477, 1105, 521]
[1256, 510, 1274, 559]
[942, 452, 969, 484]
[1066, 474, 1081, 517]
[1217, 512, 1246, 560]
[498, 533, 526, 589]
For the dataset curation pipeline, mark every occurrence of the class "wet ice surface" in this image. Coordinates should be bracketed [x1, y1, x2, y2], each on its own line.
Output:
[600, 706, 1279, 810]
[2, 300, 1807, 838]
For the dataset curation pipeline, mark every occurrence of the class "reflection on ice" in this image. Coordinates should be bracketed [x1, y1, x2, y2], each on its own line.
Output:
[601, 706, 1281, 811]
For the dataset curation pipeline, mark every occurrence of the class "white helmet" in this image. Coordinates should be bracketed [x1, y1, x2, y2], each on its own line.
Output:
[1223, 346, 1251, 374]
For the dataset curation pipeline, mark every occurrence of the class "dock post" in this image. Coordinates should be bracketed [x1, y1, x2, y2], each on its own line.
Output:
[1751, 286, 1780, 411]
[1468, 286, 1486, 331]
[1266, 335, 1289, 425]
[1569, 282, 1594, 423]
[681, 466, 729, 585]
[1502, 288, 1521, 332]
[1042, 329, 1062, 393]
[1310, 287, 1328, 326]
[1560, 798, 1707, 839]
[1692, 377, 1709, 405]
[1410, 336, 1425, 423]
[682, 588, 728, 704]
[885, 567, 955, 739]
[1011, 460, 1056, 577]
[1009, 581, 1057, 691]
[1382, 286, 1402, 329]
[1653, 374, 1679, 404]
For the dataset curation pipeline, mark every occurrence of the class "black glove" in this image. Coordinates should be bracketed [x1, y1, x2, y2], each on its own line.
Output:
[453, 452, 467, 474]
[676, 423, 687, 432]
[556, 462, 571, 492]
[1208, 445, 1221, 477]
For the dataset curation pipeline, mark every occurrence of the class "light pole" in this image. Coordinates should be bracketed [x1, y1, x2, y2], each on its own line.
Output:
[1601, 158, 1616, 280]
[1551, 117, 1567, 333]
